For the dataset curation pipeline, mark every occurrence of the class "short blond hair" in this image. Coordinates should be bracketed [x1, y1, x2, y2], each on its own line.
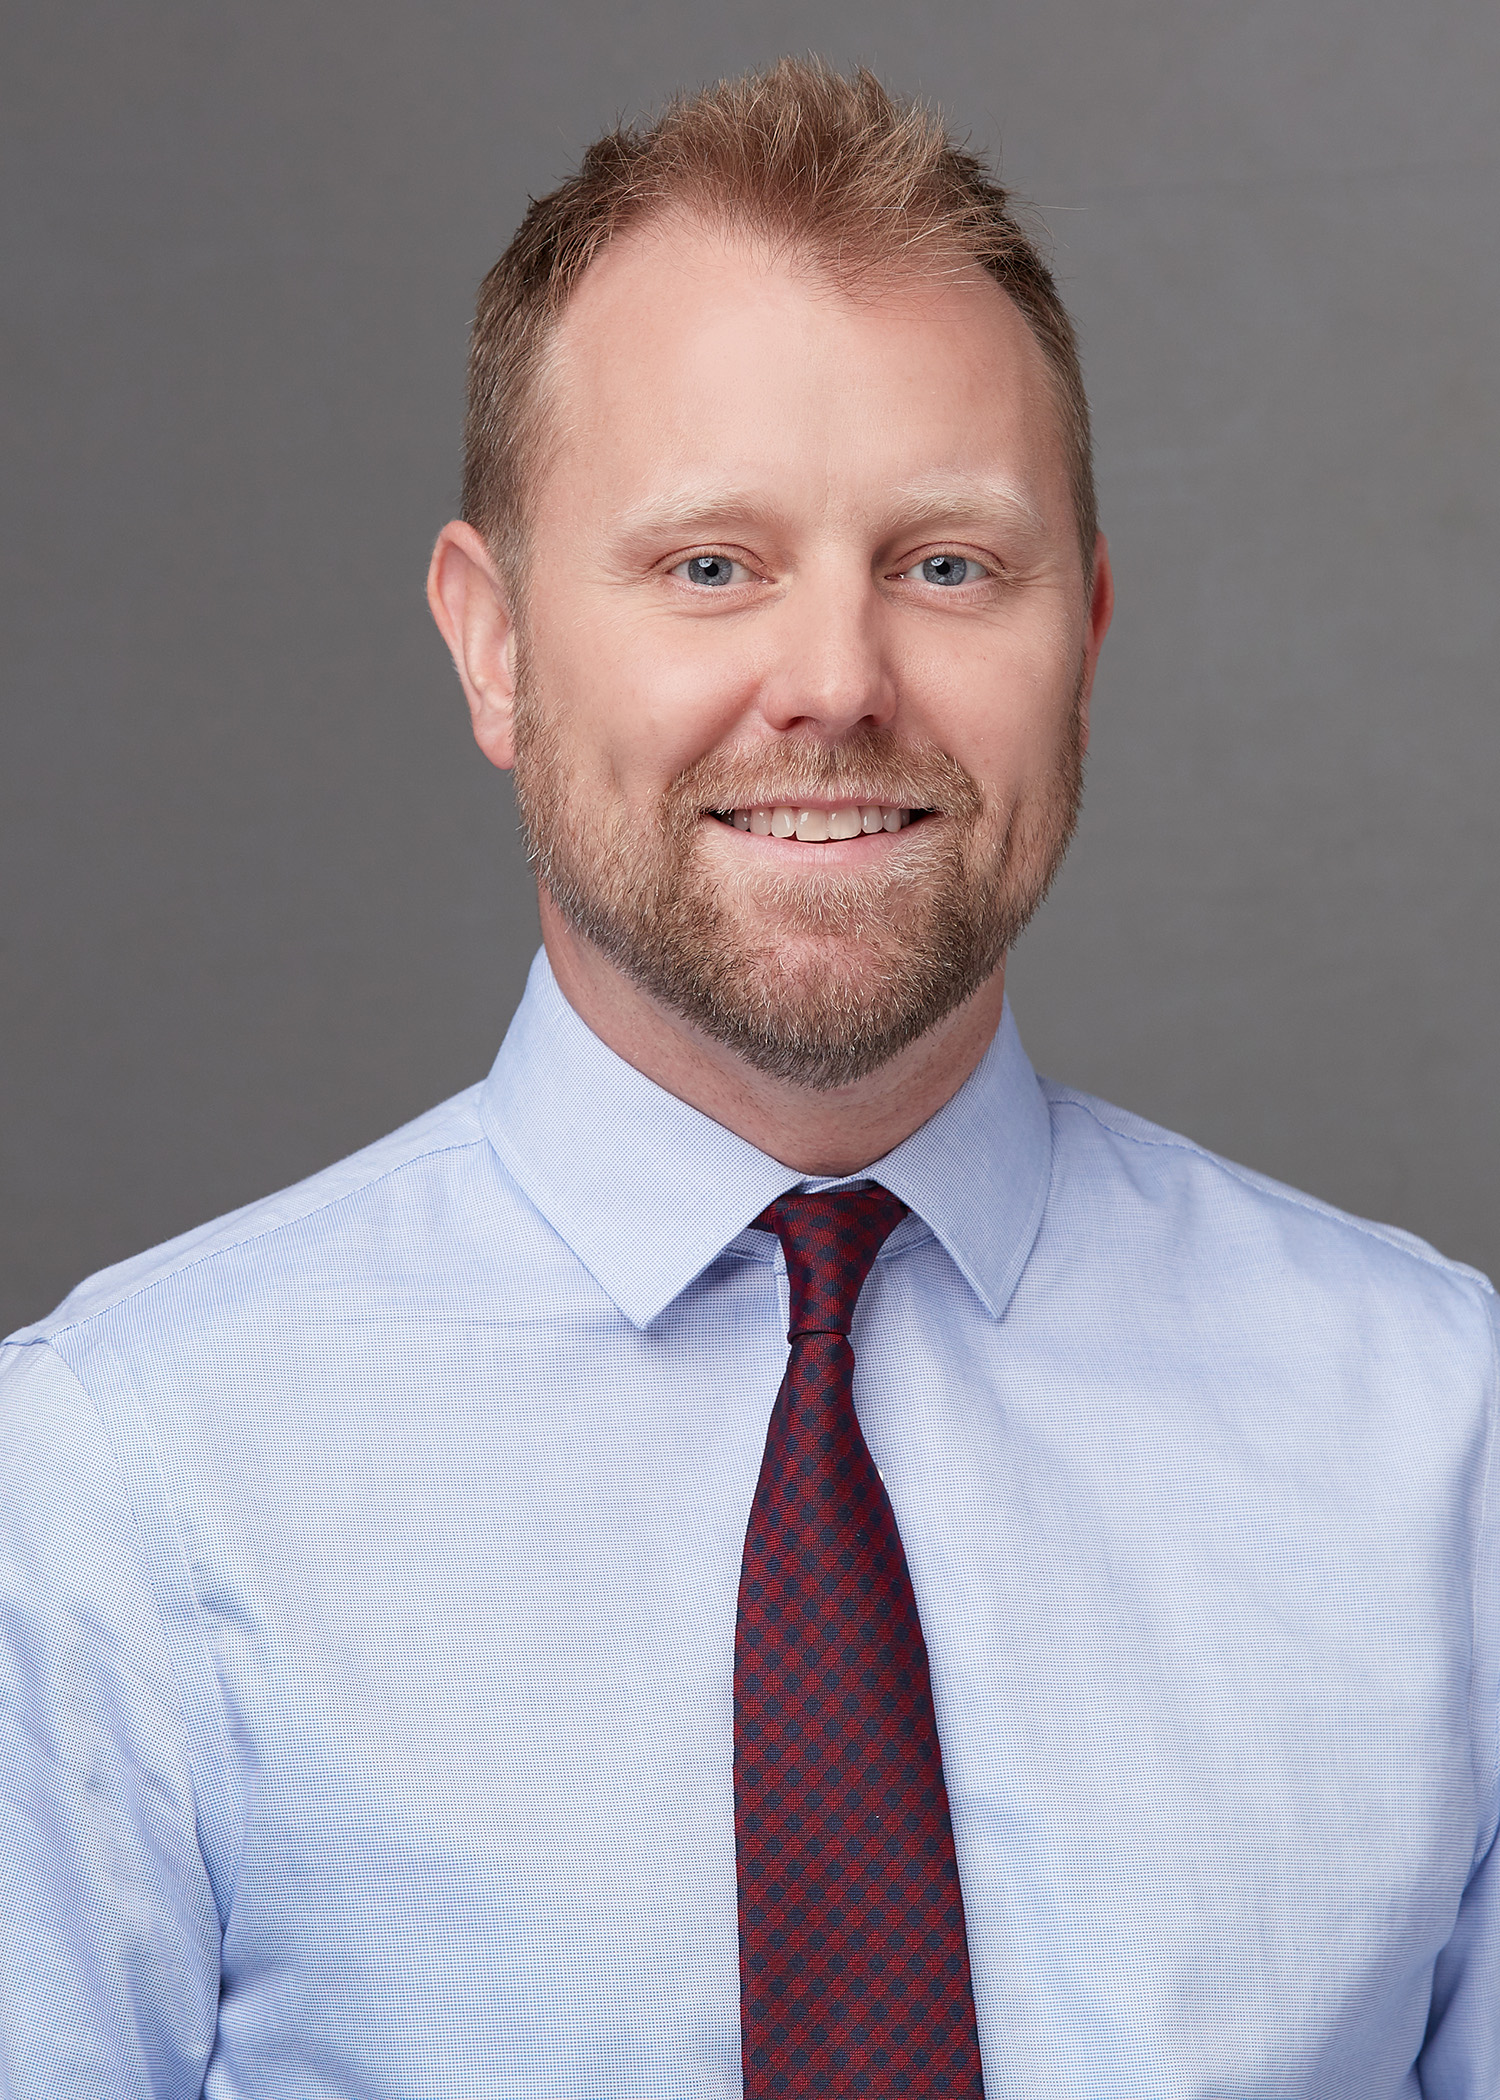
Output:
[463, 58, 1096, 577]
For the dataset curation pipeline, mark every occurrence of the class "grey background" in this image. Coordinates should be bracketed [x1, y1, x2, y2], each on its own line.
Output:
[3, 1, 1496, 1335]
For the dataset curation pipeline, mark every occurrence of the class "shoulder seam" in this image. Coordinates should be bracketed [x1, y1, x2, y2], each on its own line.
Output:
[1045, 1086, 1494, 1296]
[37, 1132, 491, 1344]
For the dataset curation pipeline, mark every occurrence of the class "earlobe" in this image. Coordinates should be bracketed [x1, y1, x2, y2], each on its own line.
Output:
[426, 521, 518, 772]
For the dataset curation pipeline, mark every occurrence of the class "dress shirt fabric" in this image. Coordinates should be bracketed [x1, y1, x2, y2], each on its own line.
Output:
[2, 948, 1497, 2100]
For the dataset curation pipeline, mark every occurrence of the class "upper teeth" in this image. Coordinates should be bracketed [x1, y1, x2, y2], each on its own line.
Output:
[726, 805, 914, 840]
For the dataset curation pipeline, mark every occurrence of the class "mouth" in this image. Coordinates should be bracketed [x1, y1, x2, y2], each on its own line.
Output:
[708, 802, 932, 842]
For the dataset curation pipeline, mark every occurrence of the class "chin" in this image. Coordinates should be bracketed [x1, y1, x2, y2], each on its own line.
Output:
[641, 917, 1001, 1090]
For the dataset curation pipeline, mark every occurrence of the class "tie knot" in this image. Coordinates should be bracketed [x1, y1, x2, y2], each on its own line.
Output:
[753, 1186, 909, 1339]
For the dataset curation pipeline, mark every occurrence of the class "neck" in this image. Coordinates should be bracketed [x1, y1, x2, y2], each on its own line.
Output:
[538, 892, 1008, 1176]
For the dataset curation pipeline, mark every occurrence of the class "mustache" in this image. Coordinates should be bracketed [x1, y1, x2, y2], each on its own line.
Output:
[668, 728, 985, 820]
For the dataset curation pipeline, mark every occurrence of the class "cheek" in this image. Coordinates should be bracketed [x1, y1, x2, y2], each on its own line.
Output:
[903, 624, 1081, 789]
[536, 602, 765, 794]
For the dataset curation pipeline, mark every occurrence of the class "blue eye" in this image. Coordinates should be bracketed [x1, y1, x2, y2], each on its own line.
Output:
[909, 554, 987, 587]
[673, 554, 746, 588]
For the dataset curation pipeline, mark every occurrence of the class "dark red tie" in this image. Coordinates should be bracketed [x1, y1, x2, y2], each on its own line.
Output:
[735, 1187, 985, 2097]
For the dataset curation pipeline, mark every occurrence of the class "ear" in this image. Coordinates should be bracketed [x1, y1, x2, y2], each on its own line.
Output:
[426, 521, 518, 771]
[1075, 531, 1115, 755]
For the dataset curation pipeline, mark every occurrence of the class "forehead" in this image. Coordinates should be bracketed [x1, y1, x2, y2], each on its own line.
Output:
[534, 216, 1074, 539]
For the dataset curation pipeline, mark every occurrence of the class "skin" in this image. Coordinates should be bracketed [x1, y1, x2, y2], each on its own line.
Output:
[428, 217, 1113, 1174]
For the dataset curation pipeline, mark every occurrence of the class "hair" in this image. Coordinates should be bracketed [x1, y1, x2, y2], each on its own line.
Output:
[462, 57, 1096, 582]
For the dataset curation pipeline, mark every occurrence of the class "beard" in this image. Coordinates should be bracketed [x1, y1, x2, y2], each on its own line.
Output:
[511, 665, 1085, 1091]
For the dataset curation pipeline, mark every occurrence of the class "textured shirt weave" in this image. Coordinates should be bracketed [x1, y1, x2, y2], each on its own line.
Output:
[1, 947, 1498, 2098]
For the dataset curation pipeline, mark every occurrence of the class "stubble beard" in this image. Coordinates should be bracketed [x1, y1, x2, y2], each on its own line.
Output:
[512, 664, 1085, 1091]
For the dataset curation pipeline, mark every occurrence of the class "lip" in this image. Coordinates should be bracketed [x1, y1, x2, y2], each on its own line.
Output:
[708, 799, 928, 815]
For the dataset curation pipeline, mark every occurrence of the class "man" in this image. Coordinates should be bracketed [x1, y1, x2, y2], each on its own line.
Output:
[1, 57, 1495, 2099]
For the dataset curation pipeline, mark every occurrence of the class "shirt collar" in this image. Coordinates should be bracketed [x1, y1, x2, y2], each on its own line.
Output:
[478, 950, 1052, 1330]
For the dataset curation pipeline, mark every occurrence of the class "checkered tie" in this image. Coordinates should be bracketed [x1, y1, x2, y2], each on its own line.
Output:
[735, 1186, 985, 2096]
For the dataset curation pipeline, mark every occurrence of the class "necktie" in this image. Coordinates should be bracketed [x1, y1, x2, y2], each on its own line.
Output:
[735, 1187, 985, 2097]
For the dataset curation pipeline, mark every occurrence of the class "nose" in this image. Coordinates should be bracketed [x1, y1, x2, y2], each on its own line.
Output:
[755, 562, 897, 737]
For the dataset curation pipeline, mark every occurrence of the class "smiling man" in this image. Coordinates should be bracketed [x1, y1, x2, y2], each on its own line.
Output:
[2, 59, 1497, 2100]
[430, 155, 1106, 1169]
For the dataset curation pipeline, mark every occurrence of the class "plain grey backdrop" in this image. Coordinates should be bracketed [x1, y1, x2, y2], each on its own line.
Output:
[3, 1, 1497, 1335]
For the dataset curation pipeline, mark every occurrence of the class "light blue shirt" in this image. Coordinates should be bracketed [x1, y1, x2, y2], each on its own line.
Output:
[3, 950, 1498, 2099]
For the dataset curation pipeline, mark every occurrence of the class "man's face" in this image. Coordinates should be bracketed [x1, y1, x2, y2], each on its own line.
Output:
[508, 218, 1109, 1088]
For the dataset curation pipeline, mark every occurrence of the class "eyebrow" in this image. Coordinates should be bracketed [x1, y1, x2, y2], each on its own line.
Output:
[611, 487, 773, 542]
[610, 473, 1045, 545]
[883, 474, 1045, 535]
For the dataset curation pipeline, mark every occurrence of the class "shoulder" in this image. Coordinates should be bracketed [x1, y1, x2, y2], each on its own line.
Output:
[6, 1082, 512, 1357]
[1038, 1078, 1496, 1343]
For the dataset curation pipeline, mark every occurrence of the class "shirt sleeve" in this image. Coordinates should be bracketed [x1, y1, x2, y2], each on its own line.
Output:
[1418, 1283, 1500, 2097]
[1422, 1831, 1500, 2094]
[0, 1339, 221, 2097]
